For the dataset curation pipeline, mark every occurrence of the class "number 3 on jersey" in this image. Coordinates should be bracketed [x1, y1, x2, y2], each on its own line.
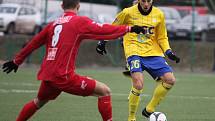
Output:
[52, 25, 62, 47]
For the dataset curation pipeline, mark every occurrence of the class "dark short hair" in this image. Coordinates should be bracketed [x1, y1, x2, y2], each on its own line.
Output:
[62, 0, 80, 9]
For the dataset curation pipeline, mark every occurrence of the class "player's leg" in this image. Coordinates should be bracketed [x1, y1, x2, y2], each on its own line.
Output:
[142, 57, 175, 117]
[122, 63, 133, 100]
[127, 56, 144, 121]
[16, 98, 45, 121]
[61, 74, 112, 121]
[128, 72, 144, 121]
[93, 81, 112, 121]
[16, 81, 61, 121]
[145, 72, 175, 113]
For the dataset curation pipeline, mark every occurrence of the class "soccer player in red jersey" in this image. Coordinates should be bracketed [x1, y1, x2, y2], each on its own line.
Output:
[1, 0, 144, 121]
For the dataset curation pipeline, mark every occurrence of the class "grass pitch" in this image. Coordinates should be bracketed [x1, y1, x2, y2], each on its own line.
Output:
[0, 67, 215, 121]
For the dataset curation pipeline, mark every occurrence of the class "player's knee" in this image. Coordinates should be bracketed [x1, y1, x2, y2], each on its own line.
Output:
[101, 84, 111, 96]
[133, 83, 143, 90]
[34, 98, 48, 109]
[132, 79, 144, 90]
[162, 73, 176, 85]
[164, 76, 176, 85]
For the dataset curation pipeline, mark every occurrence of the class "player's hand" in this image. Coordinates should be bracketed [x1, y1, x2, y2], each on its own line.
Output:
[2, 61, 18, 74]
[96, 40, 107, 55]
[165, 49, 180, 63]
[130, 25, 143, 34]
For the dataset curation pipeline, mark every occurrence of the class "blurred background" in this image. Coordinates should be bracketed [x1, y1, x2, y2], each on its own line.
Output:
[0, 0, 215, 72]
[1, 1, 215, 121]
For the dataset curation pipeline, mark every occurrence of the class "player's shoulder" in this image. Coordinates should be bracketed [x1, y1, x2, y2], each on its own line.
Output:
[152, 6, 165, 17]
[71, 15, 85, 21]
[122, 4, 138, 13]
[73, 15, 94, 25]
[127, 4, 138, 10]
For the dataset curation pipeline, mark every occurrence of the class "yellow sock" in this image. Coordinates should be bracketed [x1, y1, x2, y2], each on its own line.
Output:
[146, 82, 173, 113]
[128, 86, 132, 100]
[128, 87, 143, 121]
[128, 79, 133, 100]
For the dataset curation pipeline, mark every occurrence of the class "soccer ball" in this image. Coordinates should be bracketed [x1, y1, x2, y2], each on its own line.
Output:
[149, 112, 167, 121]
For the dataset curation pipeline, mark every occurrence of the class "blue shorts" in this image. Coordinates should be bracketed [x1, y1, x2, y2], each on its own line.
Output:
[127, 55, 173, 80]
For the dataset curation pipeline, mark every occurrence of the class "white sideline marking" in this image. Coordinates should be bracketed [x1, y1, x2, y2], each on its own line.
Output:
[0, 89, 37, 93]
[0, 88, 215, 100]
[0, 82, 38, 87]
[113, 93, 215, 100]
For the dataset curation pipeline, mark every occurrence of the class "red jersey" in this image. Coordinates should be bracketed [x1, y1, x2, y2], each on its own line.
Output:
[13, 11, 129, 81]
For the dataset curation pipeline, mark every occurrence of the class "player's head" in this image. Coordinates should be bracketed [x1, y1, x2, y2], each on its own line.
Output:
[138, 0, 153, 12]
[62, 0, 80, 11]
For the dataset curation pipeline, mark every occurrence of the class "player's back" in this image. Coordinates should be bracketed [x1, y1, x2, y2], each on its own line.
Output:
[38, 12, 85, 81]
[36, 11, 130, 81]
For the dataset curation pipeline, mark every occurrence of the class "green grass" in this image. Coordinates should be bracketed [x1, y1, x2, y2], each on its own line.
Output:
[0, 67, 215, 121]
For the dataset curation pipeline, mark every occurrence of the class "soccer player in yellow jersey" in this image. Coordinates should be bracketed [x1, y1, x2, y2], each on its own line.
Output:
[96, 0, 180, 121]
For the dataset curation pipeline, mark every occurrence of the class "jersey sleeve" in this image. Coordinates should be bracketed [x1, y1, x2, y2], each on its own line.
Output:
[14, 24, 50, 65]
[77, 16, 130, 40]
[112, 8, 128, 25]
[156, 12, 171, 53]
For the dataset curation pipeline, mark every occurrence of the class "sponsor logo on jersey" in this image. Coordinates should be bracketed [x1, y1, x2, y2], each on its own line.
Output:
[137, 26, 155, 43]
[142, 26, 155, 34]
[81, 80, 88, 90]
[53, 16, 73, 25]
[47, 48, 58, 60]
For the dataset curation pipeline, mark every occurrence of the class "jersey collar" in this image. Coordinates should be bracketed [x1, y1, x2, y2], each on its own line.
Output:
[63, 11, 77, 16]
[137, 3, 153, 16]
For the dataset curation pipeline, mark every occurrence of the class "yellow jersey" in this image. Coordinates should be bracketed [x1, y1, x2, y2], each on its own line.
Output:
[113, 4, 171, 59]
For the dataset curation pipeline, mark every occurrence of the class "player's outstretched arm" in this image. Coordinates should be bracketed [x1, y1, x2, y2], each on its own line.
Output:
[130, 25, 144, 34]
[2, 61, 19, 74]
[95, 25, 144, 55]
[165, 49, 180, 63]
